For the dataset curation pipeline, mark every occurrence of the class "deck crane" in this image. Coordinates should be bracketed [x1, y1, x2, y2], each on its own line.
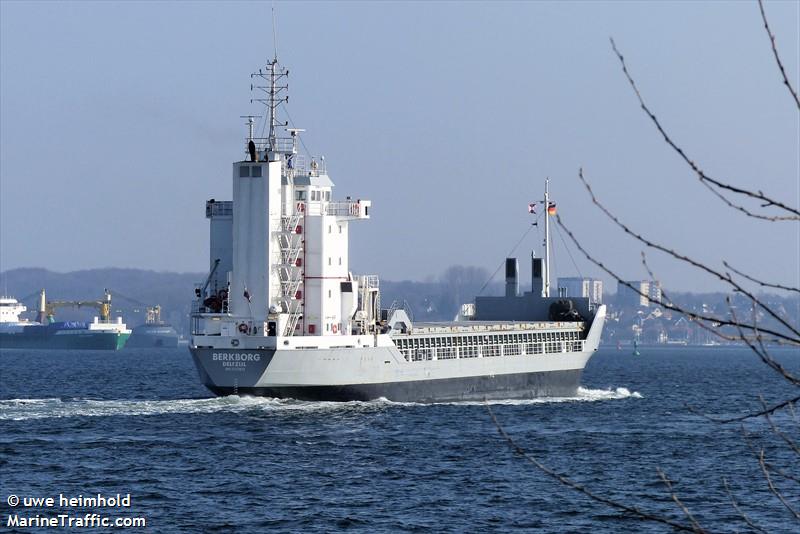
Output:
[36, 288, 113, 323]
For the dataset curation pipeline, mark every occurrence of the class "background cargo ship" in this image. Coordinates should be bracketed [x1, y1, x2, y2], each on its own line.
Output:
[0, 290, 131, 350]
[126, 305, 179, 348]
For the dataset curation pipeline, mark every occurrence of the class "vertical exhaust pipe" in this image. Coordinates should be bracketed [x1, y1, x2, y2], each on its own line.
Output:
[505, 258, 519, 298]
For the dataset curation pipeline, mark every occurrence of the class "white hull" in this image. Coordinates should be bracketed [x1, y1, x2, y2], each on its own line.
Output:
[190, 307, 605, 401]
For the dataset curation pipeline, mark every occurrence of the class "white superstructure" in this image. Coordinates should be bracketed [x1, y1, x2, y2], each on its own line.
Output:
[0, 297, 29, 325]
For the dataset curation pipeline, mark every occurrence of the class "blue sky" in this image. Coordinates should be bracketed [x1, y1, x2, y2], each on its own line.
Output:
[1, 1, 798, 292]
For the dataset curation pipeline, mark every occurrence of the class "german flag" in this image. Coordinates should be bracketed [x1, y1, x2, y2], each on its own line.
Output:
[547, 202, 557, 216]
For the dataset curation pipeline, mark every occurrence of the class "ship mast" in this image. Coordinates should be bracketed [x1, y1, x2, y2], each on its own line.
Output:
[543, 178, 551, 298]
[250, 58, 289, 158]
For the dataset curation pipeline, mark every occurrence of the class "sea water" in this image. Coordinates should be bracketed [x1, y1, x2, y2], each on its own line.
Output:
[1, 346, 797, 532]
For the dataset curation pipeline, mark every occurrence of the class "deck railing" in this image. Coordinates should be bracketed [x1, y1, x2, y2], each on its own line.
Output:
[398, 340, 585, 362]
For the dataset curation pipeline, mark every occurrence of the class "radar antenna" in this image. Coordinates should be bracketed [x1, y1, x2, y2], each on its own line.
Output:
[239, 115, 262, 141]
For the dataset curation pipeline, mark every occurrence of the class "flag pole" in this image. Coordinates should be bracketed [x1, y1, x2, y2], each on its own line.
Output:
[543, 178, 551, 298]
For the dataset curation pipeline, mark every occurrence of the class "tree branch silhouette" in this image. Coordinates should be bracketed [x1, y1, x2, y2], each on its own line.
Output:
[758, 0, 800, 109]
[609, 37, 799, 221]
[486, 403, 705, 532]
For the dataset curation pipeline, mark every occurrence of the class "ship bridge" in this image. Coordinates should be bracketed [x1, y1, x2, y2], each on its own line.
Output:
[192, 56, 374, 341]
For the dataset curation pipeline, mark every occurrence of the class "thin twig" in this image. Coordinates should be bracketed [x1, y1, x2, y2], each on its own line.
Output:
[760, 396, 800, 456]
[722, 477, 768, 534]
[609, 37, 799, 220]
[574, 168, 800, 340]
[758, 0, 800, 109]
[728, 298, 800, 386]
[740, 425, 800, 486]
[640, 253, 745, 346]
[554, 212, 799, 346]
[724, 261, 800, 294]
[688, 394, 800, 424]
[657, 468, 705, 533]
[485, 404, 703, 532]
[758, 449, 800, 520]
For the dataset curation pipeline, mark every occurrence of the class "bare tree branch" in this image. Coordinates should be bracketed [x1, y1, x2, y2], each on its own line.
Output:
[758, 0, 800, 109]
[639, 252, 757, 346]
[758, 449, 800, 520]
[740, 426, 800, 485]
[722, 477, 768, 534]
[723, 261, 800, 294]
[728, 298, 800, 386]
[760, 396, 800, 456]
[554, 177, 800, 347]
[574, 167, 800, 340]
[764, 461, 800, 485]
[657, 468, 705, 533]
[485, 403, 704, 532]
[609, 37, 800, 220]
[556, 214, 798, 344]
[688, 394, 800, 424]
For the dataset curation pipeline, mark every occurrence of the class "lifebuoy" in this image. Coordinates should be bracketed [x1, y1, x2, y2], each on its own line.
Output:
[332, 324, 338, 334]
[238, 323, 249, 334]
[296, 202, 305, 213]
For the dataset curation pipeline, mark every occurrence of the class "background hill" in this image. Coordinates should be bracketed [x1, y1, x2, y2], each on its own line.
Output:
[2, 267, 795, 344]
[0, 266, 502, 337]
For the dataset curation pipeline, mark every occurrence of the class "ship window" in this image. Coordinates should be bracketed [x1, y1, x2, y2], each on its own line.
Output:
[338, 257, 342, 265]
[239, 166, 250, 177]
[251, 166, 262, 177]
[328, 290, 332, 298]
[328, 225, 332, 234]
[338, 225, 342, 234]
[296, 190, 306, 200]
[328, 257, 332, 266]
[324, 191, 331, 201]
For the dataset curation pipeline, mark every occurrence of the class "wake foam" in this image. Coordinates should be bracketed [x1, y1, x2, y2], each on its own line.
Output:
[440, 386, 643, 406]
[0, 396, 390, 421]
[0, 387, 641, 421]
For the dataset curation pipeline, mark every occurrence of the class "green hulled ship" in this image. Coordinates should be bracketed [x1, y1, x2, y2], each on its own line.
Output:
[0, 291, 132, 351]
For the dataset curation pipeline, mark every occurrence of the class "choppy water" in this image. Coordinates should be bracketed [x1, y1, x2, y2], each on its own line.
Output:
[1, 346, 798, 532]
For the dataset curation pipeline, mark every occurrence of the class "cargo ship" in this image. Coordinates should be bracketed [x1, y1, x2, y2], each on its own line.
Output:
[0, 290, 131, 350]
[126, 305, 179, 348]
[189, 53, 606, 402]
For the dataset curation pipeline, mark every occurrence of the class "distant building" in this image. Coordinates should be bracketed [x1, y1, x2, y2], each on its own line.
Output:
[648, 281, 662, 306]
[557, 277, 603, 305]
[590, 280, 604, 305]
[617, 280, 651, 307]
